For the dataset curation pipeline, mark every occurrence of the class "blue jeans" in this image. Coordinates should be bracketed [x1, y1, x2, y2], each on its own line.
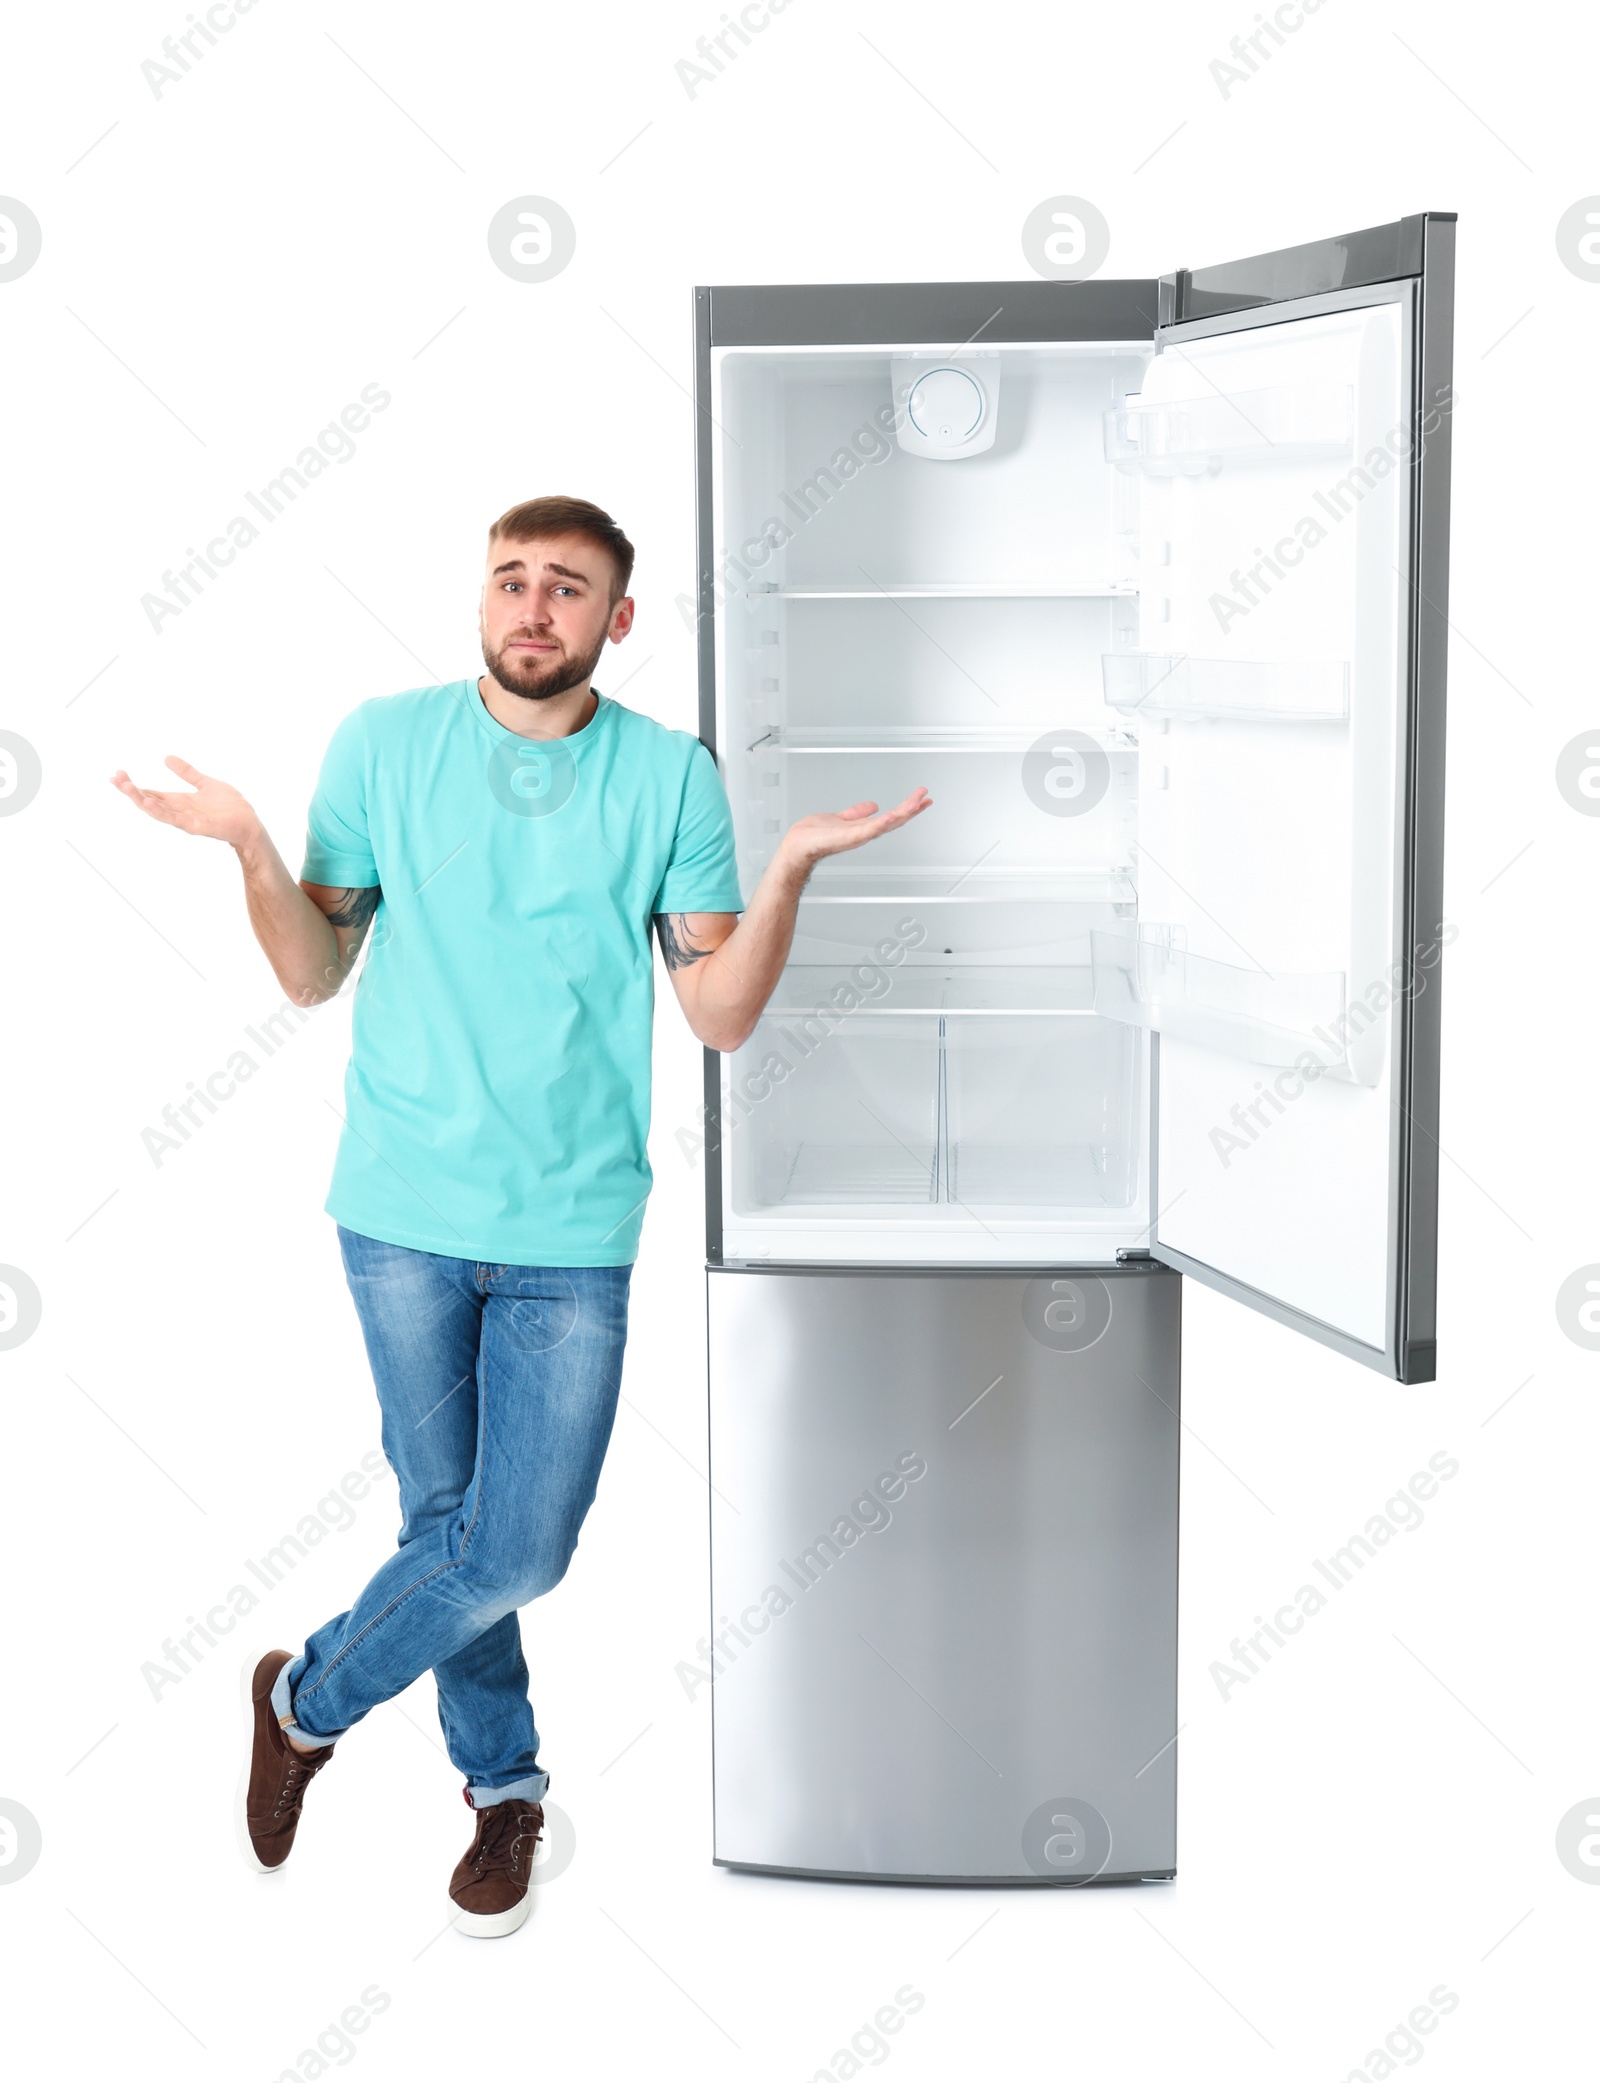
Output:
[271, 1228, 631, 1808]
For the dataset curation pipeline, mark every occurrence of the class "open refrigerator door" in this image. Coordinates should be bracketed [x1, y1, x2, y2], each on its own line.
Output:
[1111, 232, 1452, 1382]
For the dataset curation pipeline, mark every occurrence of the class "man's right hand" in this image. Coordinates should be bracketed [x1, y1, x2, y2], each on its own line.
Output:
[110, 755, 364, 1007]
[111, 756, 262, 852]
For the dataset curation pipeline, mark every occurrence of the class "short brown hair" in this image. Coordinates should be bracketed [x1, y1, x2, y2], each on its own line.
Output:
[487, 496, 635, 600]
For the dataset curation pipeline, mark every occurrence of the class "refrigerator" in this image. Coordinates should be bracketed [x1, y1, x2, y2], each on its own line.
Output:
[689, 214, 1453, 1884]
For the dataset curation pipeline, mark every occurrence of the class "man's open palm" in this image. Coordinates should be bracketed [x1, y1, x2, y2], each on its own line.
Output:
[111, 757, 260, 849]
[783, 788, 932, 868]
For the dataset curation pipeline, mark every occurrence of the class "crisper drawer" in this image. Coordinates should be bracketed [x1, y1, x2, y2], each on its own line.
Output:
[730, 1013, 942, 1209]
[945, 1015, 1139, 1210]
[724, 1006, 1142, 1217]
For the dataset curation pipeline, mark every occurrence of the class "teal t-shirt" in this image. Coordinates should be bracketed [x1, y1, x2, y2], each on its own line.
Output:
[301, 680, 744, 1265]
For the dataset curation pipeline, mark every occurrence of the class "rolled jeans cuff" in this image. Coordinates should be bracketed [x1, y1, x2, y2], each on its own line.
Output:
[271, 1656, 347, 1748]
[468, 1771, 549, 1808]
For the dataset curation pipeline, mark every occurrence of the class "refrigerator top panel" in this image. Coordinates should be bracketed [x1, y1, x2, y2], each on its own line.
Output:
[701, 280, 1161, 349]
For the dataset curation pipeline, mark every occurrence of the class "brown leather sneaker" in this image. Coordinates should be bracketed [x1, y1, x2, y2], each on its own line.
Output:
[235, 1649, 335, 1874]
[449, 1793, 544, 1937]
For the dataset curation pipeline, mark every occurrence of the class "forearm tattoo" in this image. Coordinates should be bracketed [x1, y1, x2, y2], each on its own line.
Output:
[326, 885, 382, 929]
[654, 912, 713, 973]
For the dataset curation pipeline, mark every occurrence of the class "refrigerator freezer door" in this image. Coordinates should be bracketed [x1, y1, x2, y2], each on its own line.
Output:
[1133, 217, 1452, 1384]
[707, 1266, 1180, 1883]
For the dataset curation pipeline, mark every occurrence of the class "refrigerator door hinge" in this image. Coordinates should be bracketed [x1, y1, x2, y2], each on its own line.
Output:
[1116, 1248, 1154, 1264]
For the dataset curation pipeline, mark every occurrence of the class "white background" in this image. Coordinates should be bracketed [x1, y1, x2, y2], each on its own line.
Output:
[1, 1, 1596, 2076]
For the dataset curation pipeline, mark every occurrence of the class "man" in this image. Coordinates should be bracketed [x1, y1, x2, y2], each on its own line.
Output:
[112, 495, 929, 1936]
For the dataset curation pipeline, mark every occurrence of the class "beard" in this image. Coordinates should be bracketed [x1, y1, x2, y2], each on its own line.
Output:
[481, 626, 607, 702]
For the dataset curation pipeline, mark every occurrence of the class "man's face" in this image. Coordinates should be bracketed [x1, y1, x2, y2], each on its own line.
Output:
[479, 532, 632, 701]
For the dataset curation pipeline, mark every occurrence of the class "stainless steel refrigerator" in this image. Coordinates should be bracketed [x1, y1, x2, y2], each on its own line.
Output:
[690, 214, 1453, 1883]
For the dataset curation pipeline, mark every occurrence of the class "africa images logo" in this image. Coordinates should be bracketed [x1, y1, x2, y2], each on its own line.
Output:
[1022, 1276, 1113, 1353]
[488, 738, 579, 818]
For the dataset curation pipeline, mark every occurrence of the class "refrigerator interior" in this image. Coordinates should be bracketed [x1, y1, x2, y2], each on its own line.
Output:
[710, 303, 1412, 1288]
[711, 342, 1156, 1264]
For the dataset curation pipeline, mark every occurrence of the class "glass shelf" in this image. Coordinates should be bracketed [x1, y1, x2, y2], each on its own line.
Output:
[1101, 653, 1349, 722]
[1091, 928, 1345, 1067]
[747, 723, 1136, 754]
[763, 965, 1099, 1017]
[1103, 383, 1352, 475]
[744, 583, 1138, 599]
[795, 866, 1137, 906]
